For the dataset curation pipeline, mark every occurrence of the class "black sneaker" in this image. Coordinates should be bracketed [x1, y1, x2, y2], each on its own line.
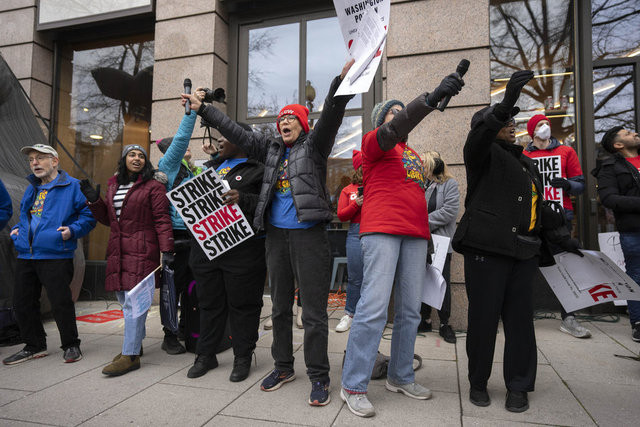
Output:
[63, 346, 83, 363]
[260, 369, 295, 391]
[187, 354, 218, 378]
[439, 324, 457, 344]
[229, 355, 252, 382]
[417, 320, 432, 333]
[505, 390, 529, 412]
[469, 387, 490, 407]
[632, 322, 640, 342]
[162, 334, 186, 355]
[309, 380, 331, 406]
[3, 348, 48, 365]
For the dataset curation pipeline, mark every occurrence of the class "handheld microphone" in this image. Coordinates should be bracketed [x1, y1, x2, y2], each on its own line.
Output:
[437, 59, 470, 112]
[184, 78, 192, 115]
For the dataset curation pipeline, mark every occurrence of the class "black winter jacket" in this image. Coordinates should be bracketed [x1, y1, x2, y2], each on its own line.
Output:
[591, 152, 640, 232]
[198, 76, 353, 231]
[452, 106, 546, 260]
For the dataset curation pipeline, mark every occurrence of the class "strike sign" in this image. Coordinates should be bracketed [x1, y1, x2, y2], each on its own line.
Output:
[530, 155, 563, 203]
[168, 168, 254, 260]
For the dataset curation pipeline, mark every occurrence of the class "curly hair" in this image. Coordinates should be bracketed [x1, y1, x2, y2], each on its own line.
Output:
[351, 166, 363, 185]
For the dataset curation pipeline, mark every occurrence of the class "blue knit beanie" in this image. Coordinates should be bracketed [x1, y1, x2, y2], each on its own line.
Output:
[371, 99, 405, 128]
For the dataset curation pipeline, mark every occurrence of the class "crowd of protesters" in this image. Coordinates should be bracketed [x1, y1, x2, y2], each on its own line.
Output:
[1, 57, 639, 419]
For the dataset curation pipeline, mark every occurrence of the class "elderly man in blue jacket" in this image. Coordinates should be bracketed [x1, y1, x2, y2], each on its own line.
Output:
[3, 144, 96, 366]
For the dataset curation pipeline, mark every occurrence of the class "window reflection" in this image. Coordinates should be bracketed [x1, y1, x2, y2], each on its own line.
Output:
[248, 24, 300, 118]
[307, 17, 362, 110]
[592, 0, 640, 60]
[57, 37, 154, 260]
[490, 0, 575, 144]
[593, 66, 635, 142]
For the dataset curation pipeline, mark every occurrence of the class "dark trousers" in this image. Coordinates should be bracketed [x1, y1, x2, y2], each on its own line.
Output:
[421, 253, 452, 324]
[464, 253, 537, 392]
[164, 229, 193, 336]
[13, 258, 80, 351]
[190, 237, 266, 358]
[266, 223, 331, 382]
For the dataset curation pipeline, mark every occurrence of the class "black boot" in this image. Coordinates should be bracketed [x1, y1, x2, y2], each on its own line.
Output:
[229, 355, 253, 382]
[162, 334, 186, 355]
[187, 354, 218, 378]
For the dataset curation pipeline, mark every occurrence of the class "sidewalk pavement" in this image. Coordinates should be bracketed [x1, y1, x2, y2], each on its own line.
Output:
[1, 298, 639, 426]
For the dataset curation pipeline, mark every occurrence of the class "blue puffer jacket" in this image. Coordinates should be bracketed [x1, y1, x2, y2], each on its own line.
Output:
[0, 179, 12, 230]
[11, 170, 96, 259]
[158, 112, 197, 230]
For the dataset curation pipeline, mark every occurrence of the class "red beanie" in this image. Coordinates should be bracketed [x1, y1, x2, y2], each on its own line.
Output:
[352, 150, 362, 170]
[276, 104, 310, 134]
[527, 114, 549, 138]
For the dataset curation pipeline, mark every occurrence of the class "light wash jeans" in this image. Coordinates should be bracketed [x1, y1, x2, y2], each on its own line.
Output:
[341, 233, 427, 393]
[344, 223, 363, 316]
[117, 291, 147, 356]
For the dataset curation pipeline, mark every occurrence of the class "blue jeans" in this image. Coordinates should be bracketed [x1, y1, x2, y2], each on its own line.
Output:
[342, 234, 427, 393]
[344, 223, 363, 316]
[620, 232, 640, 325]
[117, 291, 147, 356]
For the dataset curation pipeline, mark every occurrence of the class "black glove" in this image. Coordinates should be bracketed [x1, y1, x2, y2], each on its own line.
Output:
[558, 238, 584, 257]
[162, 252, 176, 269]
[494, 70, 534, 119]
[426, 73, 464, 107]
[80, 179, 100, 203]
[550, 177, 571, 191]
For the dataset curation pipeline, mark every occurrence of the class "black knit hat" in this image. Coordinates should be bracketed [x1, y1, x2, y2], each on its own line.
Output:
[156, 137, 173, 154]
[600, 126, 623, 154]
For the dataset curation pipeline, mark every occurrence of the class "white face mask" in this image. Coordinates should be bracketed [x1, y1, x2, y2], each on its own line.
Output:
[535, 123, 551, 140]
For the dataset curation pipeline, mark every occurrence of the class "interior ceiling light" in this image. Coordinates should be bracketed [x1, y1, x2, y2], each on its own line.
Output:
[257, 109, 268, 117]
[89, 134, 103, 140]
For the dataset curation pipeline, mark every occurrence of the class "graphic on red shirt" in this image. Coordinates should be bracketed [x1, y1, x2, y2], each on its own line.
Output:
[30, 189, 47, 217]
[275, 157, 290, 194]
[626, 155, 640, 172]
[402, 147, 426, 190]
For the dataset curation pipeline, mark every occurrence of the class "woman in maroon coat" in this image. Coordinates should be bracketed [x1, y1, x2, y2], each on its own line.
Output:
[81, 144, 174, 376]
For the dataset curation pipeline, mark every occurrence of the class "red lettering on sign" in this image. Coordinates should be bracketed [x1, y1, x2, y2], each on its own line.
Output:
[588, 284, 617, 302]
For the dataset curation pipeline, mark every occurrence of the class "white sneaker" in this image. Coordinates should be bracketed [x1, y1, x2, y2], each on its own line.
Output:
[560, 316, 591, 338]
[341, 388, 375, 417]
[385, 379, 432, 400]
[296, 307, 303, 329]
[336, 315, 353, 332]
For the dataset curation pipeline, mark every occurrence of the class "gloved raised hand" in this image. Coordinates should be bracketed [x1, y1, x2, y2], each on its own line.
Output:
[80, 179, 100, 203]
[495, 70, 534, 119]
[426, 73, 465, 107]
[557, 238, 584, 257]
[550, 177, 571, 191]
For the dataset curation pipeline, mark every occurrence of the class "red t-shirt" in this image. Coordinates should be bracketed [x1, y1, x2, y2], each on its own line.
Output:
[523, 145, 582, 210]
[626, 155, 640, 172]
[359, 129, 430, 239]
[337, 183, 362, 224]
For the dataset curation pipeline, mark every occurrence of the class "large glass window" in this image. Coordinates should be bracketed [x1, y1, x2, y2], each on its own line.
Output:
[238, 13, 374, 219]
[56, 35, 154, 260]
[490, 0, 576, 146]
[591, 0, 640, 60]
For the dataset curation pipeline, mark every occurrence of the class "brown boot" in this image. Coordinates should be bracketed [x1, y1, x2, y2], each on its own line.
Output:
[102, 355, 140, 376]
[112, 345, 143, 362]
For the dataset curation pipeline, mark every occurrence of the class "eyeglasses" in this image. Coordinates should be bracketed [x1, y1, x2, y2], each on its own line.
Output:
[277, 115, 298, 124]
[28, 155, 53, 163]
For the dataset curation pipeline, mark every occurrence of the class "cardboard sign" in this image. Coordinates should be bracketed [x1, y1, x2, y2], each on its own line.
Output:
[539, 250, 640, 313]
[530, 155, 563, 203]
[598, 231, 628, 306]
[167, 168, 254, 260]
[125, 269, 156, 319]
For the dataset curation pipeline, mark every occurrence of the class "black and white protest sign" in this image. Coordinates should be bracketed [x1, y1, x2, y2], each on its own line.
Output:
[168, 168, 254, 260]
[530, 155, 563, 203]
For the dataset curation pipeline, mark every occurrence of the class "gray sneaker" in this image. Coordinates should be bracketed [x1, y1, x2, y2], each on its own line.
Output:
[340, 388, 375, 417]
[385, 379, 432, 400]
[560, 316, 591, 338]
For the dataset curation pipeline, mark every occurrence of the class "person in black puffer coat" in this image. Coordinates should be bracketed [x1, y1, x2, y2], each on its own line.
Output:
[452, 71, 581, 413]
[182, 60, 355, 406]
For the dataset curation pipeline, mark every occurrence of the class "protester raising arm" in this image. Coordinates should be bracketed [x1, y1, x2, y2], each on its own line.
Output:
[157, 112, 197, 188]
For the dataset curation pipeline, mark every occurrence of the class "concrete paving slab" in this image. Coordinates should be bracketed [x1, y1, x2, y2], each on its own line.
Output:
[415, 359, 459, 394]
[0, 419, 57, 427]
[0, 388, 31, 407]
[79, 383, 237, 426]
[414, 332, 458, 361]
[160, 346, 274, 392]
[458, 364, 594, 427]
[589, 316, 639, 352]
[461, 416, 538, 426]
[220, 353, 345, 426]
[333, 389, 461, 426]
[205, 414, 298, 426]
[0, 363, 183, 425]
[567, 379, 640, 427]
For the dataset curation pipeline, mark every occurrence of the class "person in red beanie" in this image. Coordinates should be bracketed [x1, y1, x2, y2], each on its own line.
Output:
[523, 114, 591, 339]
[335, 150, 364, 332]
[182, 59, 355, 407]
